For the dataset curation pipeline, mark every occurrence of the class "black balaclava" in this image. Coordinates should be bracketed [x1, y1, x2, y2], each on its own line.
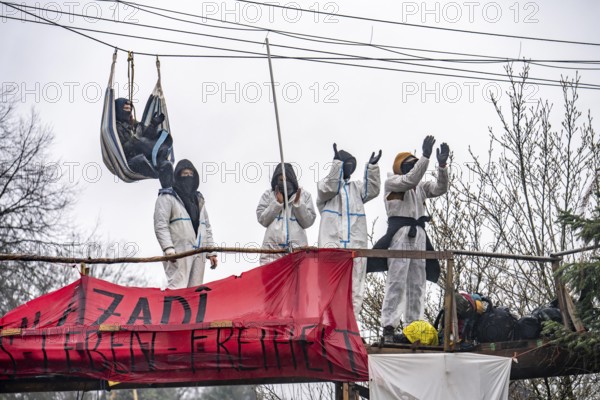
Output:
[338, 149, 357, 180]
[115, 98, 132, 123]
[271, 163, 299, 200]
[173, 159, 201, 234]
[401, 156, 418, 175]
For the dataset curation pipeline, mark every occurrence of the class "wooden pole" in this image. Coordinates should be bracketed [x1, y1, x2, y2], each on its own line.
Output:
[551, 259, 585, 332]
[343, 383, 350, 400]
[79, 262, 88, 276]
[443, 257, 455, 351]
[0, 247, 559, 266]
[551, 259, 572, 330]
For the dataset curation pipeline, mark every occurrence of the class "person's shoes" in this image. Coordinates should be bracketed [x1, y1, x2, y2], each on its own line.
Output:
[158, 160, 174, 188]
[128, 154, 158, 178]
[382, 325, 395, 344]
[393, 332, 410, 344]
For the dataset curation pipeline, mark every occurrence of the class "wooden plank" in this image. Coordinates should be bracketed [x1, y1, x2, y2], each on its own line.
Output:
[352, 249, 454, 260]
[443, 258, 455, 351]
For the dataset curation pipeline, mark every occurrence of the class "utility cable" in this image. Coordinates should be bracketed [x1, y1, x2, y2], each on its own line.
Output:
[6, 3, 600, 88]
[3, 11, 599, 90]
[237, 0, 600, 47]
[106, 0, 600, 67]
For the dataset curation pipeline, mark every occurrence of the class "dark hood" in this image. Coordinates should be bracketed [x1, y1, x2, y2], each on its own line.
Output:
[115, 98, 132, 123]
[271, 163, 299, 193]
[174, 159, 199, 194]
[337, 149, 356, 179]
[173, 159, 201, 234]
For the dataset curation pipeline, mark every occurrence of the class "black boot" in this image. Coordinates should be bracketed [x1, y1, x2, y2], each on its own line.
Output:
[158, 160, 174, 188]
[382, 325, 395, 344]
[128, 154, 158, 178]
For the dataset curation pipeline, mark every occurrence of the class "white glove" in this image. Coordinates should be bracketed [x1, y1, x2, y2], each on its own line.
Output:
[164, 248, 175, 256]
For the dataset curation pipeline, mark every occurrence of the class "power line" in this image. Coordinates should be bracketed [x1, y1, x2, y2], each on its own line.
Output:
[237, 0, 600, 47]
[0, 3, 562, 84]
[3, 6, 599, 90]
[9, 2, 599, 88]
[1, 2, 115, 50]
[529, 62, 600, 71]
[6, 14, 599, 91]
[113, 0, 600, 67]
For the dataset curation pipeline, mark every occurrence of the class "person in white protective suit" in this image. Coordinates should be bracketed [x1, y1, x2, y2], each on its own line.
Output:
[317, 143, 381, 321]
[257, 163, 316, 265]
[379, 135, 449, 343]
[154, 159, 218, 289]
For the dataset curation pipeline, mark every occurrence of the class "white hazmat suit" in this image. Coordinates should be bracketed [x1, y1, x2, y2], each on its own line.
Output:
[154, 162, 217, 290]
[381, 156, 448, 328]
[317, 159, 380, 320]
[257, 188, 317, 265]
[257, 163, 316, 265]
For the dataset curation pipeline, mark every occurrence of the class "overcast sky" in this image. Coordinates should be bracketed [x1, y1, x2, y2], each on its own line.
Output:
[2, 0, 600, 288]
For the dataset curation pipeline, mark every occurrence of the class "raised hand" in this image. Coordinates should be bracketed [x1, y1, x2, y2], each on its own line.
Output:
[436, 142, 450, 167]
[294, 187, 302, 204]
[275, 186, 284, 204]
[333, 143, 340, 160]
[369, 150, 382, 165]
[422, 135, 436, 158]
[151, 112, 165, 126]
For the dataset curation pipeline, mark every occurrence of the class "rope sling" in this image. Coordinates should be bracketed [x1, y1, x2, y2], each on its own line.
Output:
[100, 50, 174, 182]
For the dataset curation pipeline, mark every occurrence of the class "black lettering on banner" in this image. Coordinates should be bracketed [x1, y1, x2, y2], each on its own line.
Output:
[64, 329, 82, 372]
[300, 325, 323, 372]
[190, 329, 208, 373]
[195, 286, 211, 323]
[130, 331, 153, 372]
[260, 328, 268, 370]
[85, 330, 110, 371]
[216, 328, 236, 372]
[127, 297, 152, 325]
[150, 332, 156, 371]
[160, 296, 192, 324]
[41, 331, 48, 372]
[321, 327, 334, 373]
[110, 331, 128, 373]
[272, 329, 281, 370]
[334, 329, 361, 375]
[0, 334, 17, 377]
[237, 328, 259, 371]
[58, 301, 77, 326]
[273, 327, 297, 370]
[92, 289, 124, 325]
[33, 311, 41, 328]
[288, 327, 297, 369]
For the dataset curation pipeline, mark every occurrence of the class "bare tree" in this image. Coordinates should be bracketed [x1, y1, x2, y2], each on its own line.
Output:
[426, 64, 599, 399]
[0, 94, 81, 314]
[359, 64, 599, 398]
[0, 95, 172, 400]
[256, 383, 334, 400]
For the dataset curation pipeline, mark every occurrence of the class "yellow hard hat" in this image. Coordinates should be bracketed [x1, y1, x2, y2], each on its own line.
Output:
[393, 152, 415, 175]
[402, 320, 439, 346]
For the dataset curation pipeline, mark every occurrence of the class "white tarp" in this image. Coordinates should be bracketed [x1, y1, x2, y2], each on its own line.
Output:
[369, 353, 512, 400]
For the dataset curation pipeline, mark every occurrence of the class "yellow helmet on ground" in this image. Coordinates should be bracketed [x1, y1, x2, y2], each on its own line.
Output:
[403, 320, 439, 346]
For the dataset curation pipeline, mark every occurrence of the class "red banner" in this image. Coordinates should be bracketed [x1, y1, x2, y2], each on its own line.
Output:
[0, 250, 367, 384]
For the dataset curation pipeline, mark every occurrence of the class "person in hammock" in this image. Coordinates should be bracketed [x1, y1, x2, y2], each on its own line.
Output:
[114, 97, 174, 188]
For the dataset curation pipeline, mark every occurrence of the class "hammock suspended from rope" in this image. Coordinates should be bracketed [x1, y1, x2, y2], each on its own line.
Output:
[100, 50, 174, 183]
